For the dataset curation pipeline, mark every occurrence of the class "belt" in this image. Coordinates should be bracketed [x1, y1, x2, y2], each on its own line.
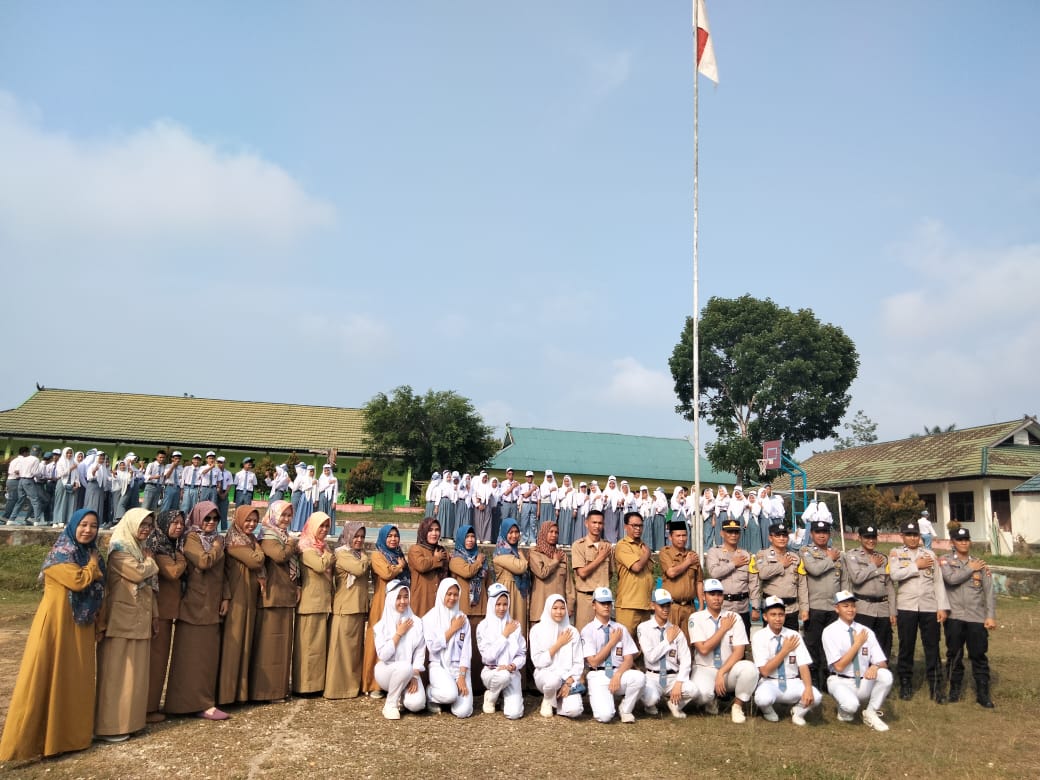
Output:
[672, 599, 695, 606]
[765, 594, 797, 605]
[853, 592, 888, 604]
[577, 590, 594, 596]
[830, 673, 856, 679]
[724, 592, 749, 601]
[589, 666, 606, 671]
[646, 669, 678, 676]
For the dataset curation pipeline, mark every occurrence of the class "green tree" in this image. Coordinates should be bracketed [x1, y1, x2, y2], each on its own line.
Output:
[884, 485, 925, 527]
[344, 459, 384, 504]
[363, 386, 498, 488]
[833, 409, 879, 450]
[669, 295, 859, 483]
[840, 485, 886, 528]
[909, 424, 957, 439]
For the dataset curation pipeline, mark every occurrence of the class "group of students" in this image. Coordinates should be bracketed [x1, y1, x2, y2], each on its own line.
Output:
[0, 492, 998, 763]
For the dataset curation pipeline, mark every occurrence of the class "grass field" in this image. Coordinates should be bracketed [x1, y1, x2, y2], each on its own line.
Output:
[1, 548, 1038, 779]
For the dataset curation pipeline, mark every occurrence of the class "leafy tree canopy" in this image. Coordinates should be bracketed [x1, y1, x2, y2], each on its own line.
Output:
[343, 459, 384, 504]
[363, 385, 498, 486]
[669, 295, 859, 481]
[833, 409, 879, 451]
[909, 423, 957, 439]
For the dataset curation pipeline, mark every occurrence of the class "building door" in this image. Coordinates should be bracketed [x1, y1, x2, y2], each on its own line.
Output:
[990, 489, 1011, 532]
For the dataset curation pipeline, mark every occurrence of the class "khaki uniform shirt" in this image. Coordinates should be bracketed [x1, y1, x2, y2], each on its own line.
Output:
[845, 547, 896, 618]
[704, 545, 752, 613]
[614, 536, 654, 611]
[889, 546, 948, 612]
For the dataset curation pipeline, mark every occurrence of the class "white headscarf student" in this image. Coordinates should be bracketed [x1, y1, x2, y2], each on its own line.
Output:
[52, 447, 78, 528]
[425, 472, 441, 516]
[373, 580, 427, 720]
[529, 594, 584, 719]
[422, 577, 473, 718]
[476, 582, 526, 720]
[538, 470, 557, 525]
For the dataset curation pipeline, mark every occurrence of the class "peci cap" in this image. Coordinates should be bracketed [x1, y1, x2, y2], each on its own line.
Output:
[651, 588, 673, 606]
[768, 523, 789, 536]
[762, 595, 786, 611]
[811, 520, 831, 533]
[951, 527, 971, 541]
[667, 519, 687, 533]
[703, 578, 724, 593]
[859, 525, 879, 538]
[901, 521, 920, 534]
[721, 518, 742, 532]
[834, 590, 856, 604]
[592, 586, 614, 603]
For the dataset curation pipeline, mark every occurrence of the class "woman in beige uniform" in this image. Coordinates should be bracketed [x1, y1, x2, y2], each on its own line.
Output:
[218, 505, 265, 706]
[492, 519, 531, 635]
[363, 524, 409, 697]
[325, 521, 370, 699]
[144, 509, 186, 724]
[293, 511, 334, 694]
[406, 516, 449, 618]
[251, 500, 299, 702]
[528, 521, 575, 628]
[164, 501, 230, 720]
[94, 508, 159, 742]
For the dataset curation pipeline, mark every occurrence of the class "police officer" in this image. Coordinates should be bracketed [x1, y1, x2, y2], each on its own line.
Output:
[939, 527, 996, 707]
[705, 517, 753, 636]
[799, 519, 848, 690]
[750, 523, 806, 630]
[845, 524, 896, 658]
[890, 519, 948, 702]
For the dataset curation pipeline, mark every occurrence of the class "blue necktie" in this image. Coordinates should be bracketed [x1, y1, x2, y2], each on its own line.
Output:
[850, 626, 861, 686]
[775, 635, 787, 692]
[710, 616, 723, 669]
[657, 627, 669, 689]
[603, 625, 614, 679]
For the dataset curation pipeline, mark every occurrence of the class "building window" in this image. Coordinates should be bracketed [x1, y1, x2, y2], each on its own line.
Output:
[918, 493, 937, 520]
[949, 491, 975, 523]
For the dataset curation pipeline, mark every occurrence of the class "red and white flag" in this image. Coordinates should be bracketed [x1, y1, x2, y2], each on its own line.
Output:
[694, 0, 718, 83]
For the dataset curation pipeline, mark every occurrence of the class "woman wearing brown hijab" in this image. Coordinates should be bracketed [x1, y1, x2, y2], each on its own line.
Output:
[406, 516, 449, 618]
[528, 521, 575, 627]
[250, 500, 300, 702]
[325, 521, 370, 699]
[164, 501, 230, 720]
[217, 504, 265, 706]
[293, 511, 334, 694]
[143, 509, 187, 724]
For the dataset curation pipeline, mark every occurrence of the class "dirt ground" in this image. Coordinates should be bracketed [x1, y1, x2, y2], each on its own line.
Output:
[1, 599, 1039, 780]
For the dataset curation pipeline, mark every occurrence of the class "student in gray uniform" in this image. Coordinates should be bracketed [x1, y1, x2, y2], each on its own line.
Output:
[939, 527, 997, 708]
[845, 525, 896, 658]
[799, 520, 848, 690]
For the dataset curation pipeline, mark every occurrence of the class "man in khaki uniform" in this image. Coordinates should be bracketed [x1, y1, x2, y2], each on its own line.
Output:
[705, 517, 753, 636]
[890, 520, 948, 702]
[845, 524, 895, 658]
[613, 510, 654, 641]
[571, 509, 612, 630]
[658, 520, 705, 641]
[750, 523, 806, 630]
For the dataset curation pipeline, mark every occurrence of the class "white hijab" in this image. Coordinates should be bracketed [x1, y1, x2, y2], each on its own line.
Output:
[479, 587, 523, 665]
[423, 577, 468, 670]
[374, 581, 424, 662]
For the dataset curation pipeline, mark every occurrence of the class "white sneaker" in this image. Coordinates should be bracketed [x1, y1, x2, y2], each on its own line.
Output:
[368, 690, 384, 700]
[644, 704, 659, 716]
[730, 702, 746, 724]
[862, 709, 889, 732]
[668, 701, 687, 719]
[837, 709, 855, 723]
[791, 711, 807, 726]
[426, 703, 441, 714]
[619, 712, 636, 723]
[381, 705, 401, 720]
[482, 693, 496, 714]
[761, 706, 779, 722]
[540, 700, 554, 717]
[704, 697, 719, 716]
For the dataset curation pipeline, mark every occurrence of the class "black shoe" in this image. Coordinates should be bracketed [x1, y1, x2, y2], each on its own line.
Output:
[948, 685, 962, 703]
[899, 682, 913, 701]
[933, 689, 946, 704]
[976, 681, 994, 708]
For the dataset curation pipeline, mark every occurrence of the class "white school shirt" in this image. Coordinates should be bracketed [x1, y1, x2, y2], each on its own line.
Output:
[689, 608, 750, 669]
[317, 474, 337, 500]
[581, 618, 638, 666]
[822, 619, 887, 671]
[163, 464, 182, 486]
[555, 484, 577, 511]
[518, 481, 540, 504]
[499, 479, 521, 503]
[539, 481, 557, 504]
[181, 465, 198, 488]
[751, 626, 811, 679]
[235, 469, 258, 492]
[144, 460, 164, 484]
[637, 618, 692, 679]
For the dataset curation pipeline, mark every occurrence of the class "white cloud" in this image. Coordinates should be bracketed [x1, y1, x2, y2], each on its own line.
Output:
[599, 357, 675, 408]
[0, 90, 335, 248]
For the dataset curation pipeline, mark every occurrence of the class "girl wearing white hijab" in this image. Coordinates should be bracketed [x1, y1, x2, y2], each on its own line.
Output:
[647, 487, 669, 552]
[745, 490, 763, 554]
[554, 475, 578, 546]
[538, 470, 557, 525]
[476, 582, 526, 719]
[317, 464, 338, 530]
[52, 447, 79, 528]
[424, 472, 441, 517]
[529, 594, 584, 718]
[422, 577, 473, 718]
[373, 580, 427, 720]
[601, 476, 623, 543]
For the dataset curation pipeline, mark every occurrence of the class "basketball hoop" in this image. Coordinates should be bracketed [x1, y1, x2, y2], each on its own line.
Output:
[757, 458, 768, 474]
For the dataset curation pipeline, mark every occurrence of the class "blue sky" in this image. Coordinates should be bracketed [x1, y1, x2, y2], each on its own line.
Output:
[2, 1, 1038, 456]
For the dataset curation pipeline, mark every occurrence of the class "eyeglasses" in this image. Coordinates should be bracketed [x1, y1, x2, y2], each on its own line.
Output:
[627, 523, 644, 529]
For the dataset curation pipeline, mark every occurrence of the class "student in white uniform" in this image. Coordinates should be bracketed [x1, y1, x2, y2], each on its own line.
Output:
[581, 586, 645, 723]
[688, 578, 757, 723]
[234, 457, 258, 508]
[637, 589, 696, 718]
[373, 579, 427, 720]
[422, 577, 473, 718]
[528, 594, 584, 718]
[752, 595, 822, 725]
[822, 590, 892, 731]
[476, 583, 526, 719]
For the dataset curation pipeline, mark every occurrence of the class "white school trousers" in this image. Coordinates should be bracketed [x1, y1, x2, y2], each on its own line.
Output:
[481, 668, 524, 719]
[533, 668, 584, 718]
[691, 660, 759, 704]
[587, 668, 645, 723]
[374, 661, 427, 712]
[827, 668, 893, 715]
[428, 663, 474, 718]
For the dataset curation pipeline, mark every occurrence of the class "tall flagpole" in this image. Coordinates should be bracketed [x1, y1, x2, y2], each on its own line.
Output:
[692, 0, 702, 558]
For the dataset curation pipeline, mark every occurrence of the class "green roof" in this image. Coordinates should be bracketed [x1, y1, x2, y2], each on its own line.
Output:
[788, 418, 1040, 489]
[1012, 473, 1040, 494]
[0, 388, 367, 454]
[489, 425, 734, 485]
